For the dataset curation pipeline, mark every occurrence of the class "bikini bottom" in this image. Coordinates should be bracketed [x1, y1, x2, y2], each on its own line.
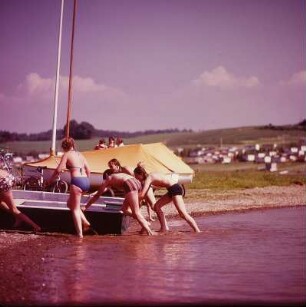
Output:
[71, 177, 90, 192]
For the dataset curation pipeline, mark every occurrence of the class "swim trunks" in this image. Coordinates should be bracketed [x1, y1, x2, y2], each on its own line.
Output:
[167, 183, 183, 197]
[123, 178, 142, 194]
[0, 173, 15, 193]
[71, 177, 90, 192]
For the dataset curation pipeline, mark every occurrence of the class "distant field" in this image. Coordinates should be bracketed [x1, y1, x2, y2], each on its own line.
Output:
[187, 162, 305, 191]
[1, 125, 304, 155]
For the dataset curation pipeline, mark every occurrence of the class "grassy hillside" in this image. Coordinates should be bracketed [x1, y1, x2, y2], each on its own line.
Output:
[164, 126, 304, 147]
[1, 125, 304, 155]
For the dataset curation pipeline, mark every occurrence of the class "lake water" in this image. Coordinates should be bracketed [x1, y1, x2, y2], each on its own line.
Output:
[31, 206, 305, 306]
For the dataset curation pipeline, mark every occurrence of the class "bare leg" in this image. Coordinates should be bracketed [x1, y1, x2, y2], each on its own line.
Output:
[122, 198, 147, 234]
[153, 194, 172, 232]
[2, 190, 41, 231]
[172, 195, 201, 232]
[125, 191, 153, 235]
[80, 209, 91, 229]
[68, 185, 84, 238]
[121, 198, 133, 216]
[80, 210, 92, 234]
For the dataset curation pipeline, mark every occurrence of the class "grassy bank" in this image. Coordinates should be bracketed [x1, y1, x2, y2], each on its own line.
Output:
[150, 162, 305, 203]
[188, 162, 305, 191]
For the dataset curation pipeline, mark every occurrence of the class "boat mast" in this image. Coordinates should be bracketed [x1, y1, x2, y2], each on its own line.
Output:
[51, 0, 65, 156]
[65, 0, 77, 139]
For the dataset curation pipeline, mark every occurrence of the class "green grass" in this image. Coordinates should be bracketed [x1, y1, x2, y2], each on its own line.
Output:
[188, 162, 305, 191]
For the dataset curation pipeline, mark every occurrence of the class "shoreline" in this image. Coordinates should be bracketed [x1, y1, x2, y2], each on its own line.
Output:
[0, 185, 304, 241]
[163, 184, 305, 218]
[0, 184, 305, 305]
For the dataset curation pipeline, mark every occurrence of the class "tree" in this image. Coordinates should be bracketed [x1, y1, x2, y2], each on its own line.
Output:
[63, 120, 94, 140]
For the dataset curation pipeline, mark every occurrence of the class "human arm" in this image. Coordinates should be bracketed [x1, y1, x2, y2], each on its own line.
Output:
[83, 180, 109, 210]
[145, 187, 156, 210]
[146, 202, 155, 221]
[83, 156, 91, 177]
[139, 175, 153, 199]
[46, 154, 67, 185]
[144, 186, 156, 221]
[122, 166, 134, 176]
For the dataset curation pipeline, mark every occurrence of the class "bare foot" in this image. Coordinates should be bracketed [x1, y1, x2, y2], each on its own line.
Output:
[33, 225, 42, 232]
[83, 224, 91, 232]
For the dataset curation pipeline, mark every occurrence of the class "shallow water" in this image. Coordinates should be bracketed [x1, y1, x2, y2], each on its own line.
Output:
[31, 207, 305, 305]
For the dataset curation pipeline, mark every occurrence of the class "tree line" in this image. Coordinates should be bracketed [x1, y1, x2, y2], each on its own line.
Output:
[260, 120, 306, 131]
[0, 119, 192, 143]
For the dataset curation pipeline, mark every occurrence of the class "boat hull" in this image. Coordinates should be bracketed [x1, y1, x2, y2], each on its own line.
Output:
[0, 190, 129, 235]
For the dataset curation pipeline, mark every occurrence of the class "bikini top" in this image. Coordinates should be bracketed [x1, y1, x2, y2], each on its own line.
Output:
[67, 164, 84, 175]
[66, 151, 84, 175]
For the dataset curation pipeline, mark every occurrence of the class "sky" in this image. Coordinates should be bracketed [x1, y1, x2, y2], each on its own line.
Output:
[0, 0, 305, 134]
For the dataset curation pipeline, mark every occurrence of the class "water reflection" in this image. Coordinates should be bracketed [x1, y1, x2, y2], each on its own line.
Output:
[35, 207, 305, 305]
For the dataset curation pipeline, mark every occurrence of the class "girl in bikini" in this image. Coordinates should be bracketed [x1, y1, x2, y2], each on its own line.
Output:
[47, 137, 91, 238]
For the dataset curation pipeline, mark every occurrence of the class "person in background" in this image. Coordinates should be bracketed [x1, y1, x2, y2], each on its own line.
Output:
[107, 158, 134, 176]
[0, 168, 41, 232]
[100, 159, 132, 197]
[46, 137, 92, 238]
[108, 136, 117, 148]
[83, 165, 154, 236]
[134, 165, 201, 233]
[116, 137, 125, 147]
[95, 139, 107, 150]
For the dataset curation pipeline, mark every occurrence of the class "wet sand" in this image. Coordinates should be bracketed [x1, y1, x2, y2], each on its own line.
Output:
[0, 184, 304, 305]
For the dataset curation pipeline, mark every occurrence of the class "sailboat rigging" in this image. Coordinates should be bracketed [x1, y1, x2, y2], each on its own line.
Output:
[51, 0, 64, 156]
[51, 0, 77, 154]
[65, 0, 78, 139]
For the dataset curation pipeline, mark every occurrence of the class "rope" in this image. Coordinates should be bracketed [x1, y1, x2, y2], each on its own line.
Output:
[65, 0, 77, 139]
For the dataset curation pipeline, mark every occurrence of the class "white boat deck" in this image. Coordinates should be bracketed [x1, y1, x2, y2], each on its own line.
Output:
[12, 190, 124, 213]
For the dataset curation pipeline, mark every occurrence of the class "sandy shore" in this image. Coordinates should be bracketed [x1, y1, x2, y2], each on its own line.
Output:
[0, 184, 304, 305]
[165, 184, 305, 217]
[1, 184, 304, 248]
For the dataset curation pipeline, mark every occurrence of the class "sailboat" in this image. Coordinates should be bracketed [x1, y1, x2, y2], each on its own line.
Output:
[0, 0, 194, 235]
[0, 0, 128, 235]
